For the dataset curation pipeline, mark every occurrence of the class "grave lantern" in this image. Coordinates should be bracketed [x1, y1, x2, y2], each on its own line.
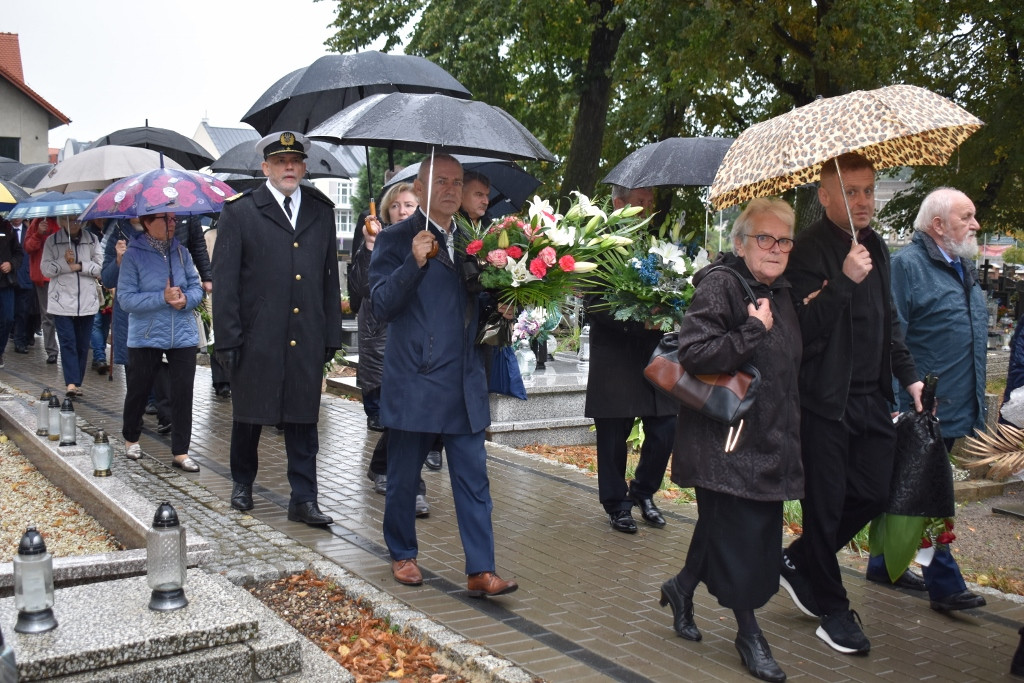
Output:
[91, 429, 112, 477]
[36, 387, 52, 436]
[13, 526, 57, 634]
[147, 502, 188, 611]
[58, 398, 76, 447]
[46, 395, 60, 441]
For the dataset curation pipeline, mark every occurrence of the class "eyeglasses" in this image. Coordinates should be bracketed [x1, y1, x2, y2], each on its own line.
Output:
[744, 233, 794, 253]
[151, 215, 177, 224]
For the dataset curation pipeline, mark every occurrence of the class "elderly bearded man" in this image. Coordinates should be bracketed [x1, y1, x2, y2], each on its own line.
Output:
[368, 153, 518, 597]
[867, 187, 987, 614]
[214, 131, 342, 527]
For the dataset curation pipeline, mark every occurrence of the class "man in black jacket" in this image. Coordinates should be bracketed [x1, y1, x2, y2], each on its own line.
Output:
[780, 153, 923, 656]
[585, 185, 676, 534]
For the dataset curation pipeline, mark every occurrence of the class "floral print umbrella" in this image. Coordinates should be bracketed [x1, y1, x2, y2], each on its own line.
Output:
[709, 85, 983, 210]
[78, 168, 236, 220]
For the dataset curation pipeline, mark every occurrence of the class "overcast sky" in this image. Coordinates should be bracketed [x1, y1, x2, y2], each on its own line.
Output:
[6, 0, 357, 149]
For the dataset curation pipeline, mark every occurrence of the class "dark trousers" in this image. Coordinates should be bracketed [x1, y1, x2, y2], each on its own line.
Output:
[368, 429, 427, 494]
[53, 314, 93, 387]
[594, 415, 674, 513]
[122, 347, 197, 455]
[210, 352, 229, 387]
[33, 285, 57, 355]
[787, 391, 896, 615]
[362, 385, 380, 418]
[12, 286, 33, 347]
[230, 420, 319, 507]
[384, 429, 494, 574]
[0, 287, 14, 354]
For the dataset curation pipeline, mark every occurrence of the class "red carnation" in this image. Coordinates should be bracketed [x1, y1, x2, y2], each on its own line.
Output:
[466, 239, 484, 255]
[558, 255, 576, 272]
[506, 245, 523, 259]
[529, 257, 548, 279]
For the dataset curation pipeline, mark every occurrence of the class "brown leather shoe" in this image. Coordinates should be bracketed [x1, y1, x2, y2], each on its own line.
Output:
[392, 559, 422, 586]
[467, 571, 518, 598]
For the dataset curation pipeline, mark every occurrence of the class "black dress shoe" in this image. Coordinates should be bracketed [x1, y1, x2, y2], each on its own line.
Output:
[930, 589, 987, 612]
[46, 354, 57, 364]
[288, 501, 333, 526]
[608, 510, 637, 534]
[145, 400, 158, 415]
[215, 385, 232, 398]
[659, 578, 701, 641]
[14, 345, 27, 354]
[156, 422, 172, 435]
[366, 414, 384, 432]
[425, 449, 442, 470]
[631, 494, 666, 528]
[866, 566, 927, 591]
[230, 482, 253, 511]
[735, 631, 786, 682]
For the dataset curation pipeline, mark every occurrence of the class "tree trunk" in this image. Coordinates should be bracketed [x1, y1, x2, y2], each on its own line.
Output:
[558, 0, 626, 198]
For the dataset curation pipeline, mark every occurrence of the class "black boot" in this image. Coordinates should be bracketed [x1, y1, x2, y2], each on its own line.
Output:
[735, 631, 786, 682]
[659, 577, 701, 641]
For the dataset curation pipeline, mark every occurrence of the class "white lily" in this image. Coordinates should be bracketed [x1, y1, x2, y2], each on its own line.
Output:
[690, 247, 711, 271]
[527, 195, 561, 229]
[504, 253, 540, 287]
[566, 191, 607, 222]
[649, 241, 685, 265]
[543, 223, 577, 247]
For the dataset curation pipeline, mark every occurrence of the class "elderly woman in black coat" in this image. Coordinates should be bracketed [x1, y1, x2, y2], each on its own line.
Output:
[658, 198, 804, 683]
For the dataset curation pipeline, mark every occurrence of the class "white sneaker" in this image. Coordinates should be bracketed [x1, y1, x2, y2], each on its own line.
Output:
[125, 443, 142, 460]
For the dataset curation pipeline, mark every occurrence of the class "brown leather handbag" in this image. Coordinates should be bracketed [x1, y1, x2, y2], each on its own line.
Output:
[643, 266, 761, 426]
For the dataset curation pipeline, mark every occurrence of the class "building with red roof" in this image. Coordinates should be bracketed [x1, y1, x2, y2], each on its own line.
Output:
[0, 32, 70, 163]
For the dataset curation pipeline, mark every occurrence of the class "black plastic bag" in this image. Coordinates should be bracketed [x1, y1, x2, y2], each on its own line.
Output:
[888, 374, 955, 518]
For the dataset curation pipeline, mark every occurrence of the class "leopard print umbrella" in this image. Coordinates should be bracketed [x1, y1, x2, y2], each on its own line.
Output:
[709, 85, 983, 210]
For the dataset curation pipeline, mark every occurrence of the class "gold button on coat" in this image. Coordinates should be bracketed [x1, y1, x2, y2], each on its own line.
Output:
[295, 274, 301, 280]
[293, 307, 300, 314]
[290, 340, 297, 347]
[293, 242, 299, 248]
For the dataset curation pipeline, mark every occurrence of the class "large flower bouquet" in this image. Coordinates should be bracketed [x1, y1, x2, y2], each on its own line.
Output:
[585, 236, 710, 332]
[460, 192, 650, 311]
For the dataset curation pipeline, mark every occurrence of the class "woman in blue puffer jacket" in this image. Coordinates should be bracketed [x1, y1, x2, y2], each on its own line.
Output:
[117, 211, 203, 471]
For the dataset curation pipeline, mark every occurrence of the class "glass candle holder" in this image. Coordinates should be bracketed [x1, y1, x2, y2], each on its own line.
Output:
[147, 502, 188, 611]
[36, 387, 52, 436]
[13, 526, 57, 633]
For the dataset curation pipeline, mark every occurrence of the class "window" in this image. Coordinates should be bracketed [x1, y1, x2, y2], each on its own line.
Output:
[0, 138, 19, 160]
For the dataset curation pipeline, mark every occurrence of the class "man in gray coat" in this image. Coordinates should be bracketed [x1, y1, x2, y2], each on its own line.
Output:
[213, 131, 342, 526]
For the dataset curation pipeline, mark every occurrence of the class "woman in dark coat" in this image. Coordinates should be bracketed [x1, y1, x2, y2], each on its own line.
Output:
[658, 198, 803, 682]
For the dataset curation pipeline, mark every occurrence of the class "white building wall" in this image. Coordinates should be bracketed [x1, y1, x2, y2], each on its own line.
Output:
[0, 79, 51, 163]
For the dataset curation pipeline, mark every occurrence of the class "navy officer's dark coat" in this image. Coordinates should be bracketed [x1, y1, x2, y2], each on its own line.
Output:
[213, 183, 342, 425]
[368, 209, 490, 434]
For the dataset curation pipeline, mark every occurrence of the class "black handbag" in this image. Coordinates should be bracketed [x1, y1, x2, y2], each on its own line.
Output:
[644, 266, 762, 429]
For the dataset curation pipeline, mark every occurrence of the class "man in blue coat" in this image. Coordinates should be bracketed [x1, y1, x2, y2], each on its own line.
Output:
[368, 154, 518, 597]
[868, 187, 987, 612]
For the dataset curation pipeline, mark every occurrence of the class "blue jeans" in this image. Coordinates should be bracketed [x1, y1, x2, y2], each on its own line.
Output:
[90, 310, 111, 363]
[53, 315, 93, 387]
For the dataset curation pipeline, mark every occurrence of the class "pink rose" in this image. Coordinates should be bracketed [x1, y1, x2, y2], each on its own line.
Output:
[529, 257, 548, 279]
[506, 245, 523, 259]
[466, 239, 484, 255]
[486, 249, 508, 267]
[558, 255, 576, 272]
[538, 246, 557, 266]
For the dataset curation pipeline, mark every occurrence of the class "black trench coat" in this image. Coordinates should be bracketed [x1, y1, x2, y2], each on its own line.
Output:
[213, 183, 342, 424]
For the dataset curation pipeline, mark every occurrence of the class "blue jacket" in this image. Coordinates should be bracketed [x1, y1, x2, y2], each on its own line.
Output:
[891, 231, 988, 437]
[116, 233, 203, 350]
[368, 209, 490, 434]
[102, 220, 142, 364]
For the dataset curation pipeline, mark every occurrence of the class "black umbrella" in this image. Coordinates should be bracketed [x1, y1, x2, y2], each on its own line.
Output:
[383, 155, 541, 212]
[0, 156, 28, 180]
[210, 141, 351, 179]
[601, 137, 734, 189]
[9, 163, 54, 189]
[241, 51, 472, 136]
[89, 126, 215, 170]
[309, 92, 556, 163]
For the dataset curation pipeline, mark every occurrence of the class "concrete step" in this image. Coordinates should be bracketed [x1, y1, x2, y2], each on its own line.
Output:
[1, 570, 305, 682]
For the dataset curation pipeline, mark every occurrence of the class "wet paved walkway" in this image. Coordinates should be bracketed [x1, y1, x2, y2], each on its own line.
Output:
[3, 346, 1022, 682]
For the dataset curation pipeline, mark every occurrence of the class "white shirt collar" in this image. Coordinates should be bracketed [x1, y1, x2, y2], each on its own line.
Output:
[265, 181, 300, 227]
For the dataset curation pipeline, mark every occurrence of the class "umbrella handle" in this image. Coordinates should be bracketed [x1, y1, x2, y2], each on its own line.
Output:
[425, 148, 438, 259]
[834, 158, 858, 245]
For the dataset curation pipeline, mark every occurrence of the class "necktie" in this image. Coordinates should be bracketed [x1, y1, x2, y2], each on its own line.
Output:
[952, 260, 964, 282]
[283, 196, 292, 220]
